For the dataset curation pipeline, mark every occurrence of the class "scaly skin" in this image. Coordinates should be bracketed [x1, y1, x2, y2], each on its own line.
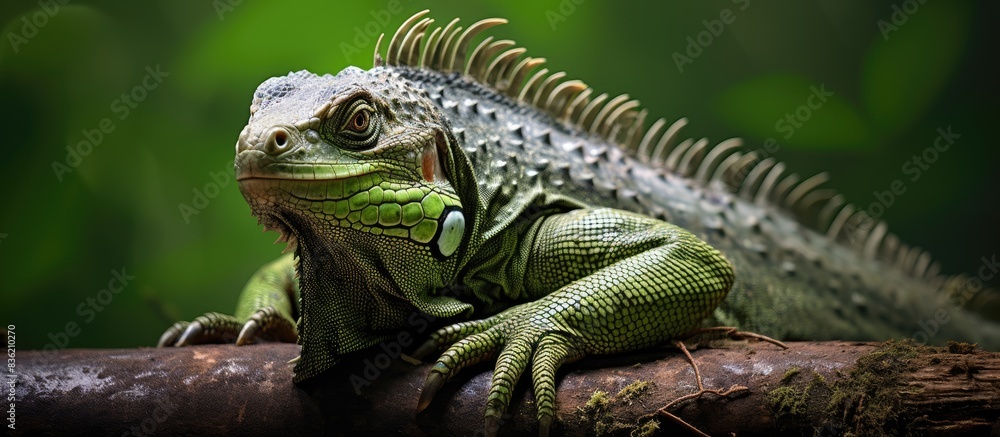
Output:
[161, 66, 736, 433]
[159, 11, 1000, 436]
[413, 208, 733, 427]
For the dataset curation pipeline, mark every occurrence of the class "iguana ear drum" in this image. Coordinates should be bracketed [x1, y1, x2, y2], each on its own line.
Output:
[433, 207, 465, 258]
[422, 129, 450, 183]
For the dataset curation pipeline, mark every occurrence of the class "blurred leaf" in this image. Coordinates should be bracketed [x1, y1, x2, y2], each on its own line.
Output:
[717, 73, 868, 149]
[861, 1, 970, 138]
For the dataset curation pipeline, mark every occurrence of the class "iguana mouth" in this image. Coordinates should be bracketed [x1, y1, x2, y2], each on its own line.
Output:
[236, 155, 377, 183]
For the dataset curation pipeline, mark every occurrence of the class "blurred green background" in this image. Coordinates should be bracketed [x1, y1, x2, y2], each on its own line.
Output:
[1, 1, 997, 349]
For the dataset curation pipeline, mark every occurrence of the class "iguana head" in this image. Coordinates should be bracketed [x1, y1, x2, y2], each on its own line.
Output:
[235, 66, 475, 382]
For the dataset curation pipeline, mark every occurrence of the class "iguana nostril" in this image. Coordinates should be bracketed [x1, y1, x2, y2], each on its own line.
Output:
[264, 127, 292, 155]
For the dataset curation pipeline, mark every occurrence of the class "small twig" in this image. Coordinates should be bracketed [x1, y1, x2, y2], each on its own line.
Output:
[657, 408, 710, 437]
[684, 326, 789, 349]
[674, 339, 704, 391]
[643, 340, 750, 436]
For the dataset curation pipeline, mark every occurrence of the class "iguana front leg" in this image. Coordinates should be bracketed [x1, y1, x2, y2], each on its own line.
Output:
[158, 252, 299, 347]
[414, 208, 734, 436]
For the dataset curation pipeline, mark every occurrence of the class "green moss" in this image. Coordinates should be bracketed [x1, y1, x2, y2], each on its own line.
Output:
[765, 341, 929, 435]
[768, 385, 808, 418]
[767, 366, 831, 429]
[593, 420, 635, 436]
[630, 419, 659, 437]
[780, 366, 802, 383]
[811, 373, 827, 388]
[616, 380, 652, 404]
[826, 340, 919, 437]
[579, 389, 615, 436]
[579, 381, 656, 436]
[580, 390, 611, 416]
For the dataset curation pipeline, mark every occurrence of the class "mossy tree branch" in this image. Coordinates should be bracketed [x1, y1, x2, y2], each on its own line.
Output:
[12, 341, 1000, 436]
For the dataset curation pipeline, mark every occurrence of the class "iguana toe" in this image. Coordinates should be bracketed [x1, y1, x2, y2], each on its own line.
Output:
[157, 321, 188, 347]
[159, 307, 297, 347]
[530, 334, 582, 429]
[420, 305, 585, 436]
[236, 307, 297, 345]
[411, 339, 438, 361]
[418, 330, 501, 413]
[412, 319, 497, 360]
[483, 337, 533, 429]
[168, 312, 241, 346]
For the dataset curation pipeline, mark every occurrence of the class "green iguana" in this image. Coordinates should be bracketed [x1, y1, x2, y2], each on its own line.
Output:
[158, 10, 1000, 435]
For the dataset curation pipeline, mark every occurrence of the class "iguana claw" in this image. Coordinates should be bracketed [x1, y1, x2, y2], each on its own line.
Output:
[168, 312, 241, 346]
[416, 370, 445, 413]
[159, 306, 297, 347]
[239, 307, 297, 345]
[156, 321, 188, 348]
[483, 414, 500, 437]
[538, 415, 552, 437]
[176, 320, 206, 346]
[236, 319, 260, 346]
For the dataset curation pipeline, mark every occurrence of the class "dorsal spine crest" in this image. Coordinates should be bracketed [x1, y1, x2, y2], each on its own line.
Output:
[371, 10, 976, 297]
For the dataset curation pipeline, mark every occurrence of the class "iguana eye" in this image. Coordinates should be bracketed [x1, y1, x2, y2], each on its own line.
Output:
[349, 110, 369, 133]
[337, 98, 380, 148]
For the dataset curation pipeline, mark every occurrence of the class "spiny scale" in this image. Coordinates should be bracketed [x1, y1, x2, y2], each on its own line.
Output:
[373, 10, 973, 297]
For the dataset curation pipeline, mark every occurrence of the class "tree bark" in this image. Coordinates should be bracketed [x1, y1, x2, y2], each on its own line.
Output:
[9, 341, 1000, 436]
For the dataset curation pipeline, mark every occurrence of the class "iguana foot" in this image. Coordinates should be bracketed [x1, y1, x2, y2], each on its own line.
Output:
[157, 253, 298, 347]
[158, 312, 240, 347]
[157, 308, 296, 347]
[413, 302, 584, 437]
